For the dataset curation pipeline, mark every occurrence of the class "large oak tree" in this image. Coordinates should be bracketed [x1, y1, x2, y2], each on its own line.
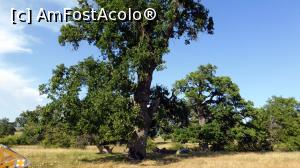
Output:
[58, 0, 213, 160]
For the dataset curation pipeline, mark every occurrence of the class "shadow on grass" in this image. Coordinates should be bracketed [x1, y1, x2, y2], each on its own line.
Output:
[81, 153, 127, 163]
[155, 141, 170, 145]
[80, 153, 180, 166]
[79, 151, 242, 166]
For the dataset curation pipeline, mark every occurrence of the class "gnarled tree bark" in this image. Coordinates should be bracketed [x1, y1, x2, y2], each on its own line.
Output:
[128, 69, 154, 160]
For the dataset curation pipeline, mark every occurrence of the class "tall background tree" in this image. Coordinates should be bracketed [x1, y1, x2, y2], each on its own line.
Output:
[58, 0, 213, 160]
[260, 97, 300, 151]
[173, 64, 251, 150]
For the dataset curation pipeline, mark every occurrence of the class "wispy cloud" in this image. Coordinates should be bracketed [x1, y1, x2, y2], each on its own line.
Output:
[0, 60, 46, 121]
[0, 26, 33, 55]
[0, 0, 75, 120]
[0, 0, 77, 36]
[0, 9, 30, 55]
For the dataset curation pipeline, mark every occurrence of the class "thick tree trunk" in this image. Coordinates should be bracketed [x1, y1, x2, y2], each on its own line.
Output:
[128, 129, 148, 160]
[128, 70, 154, 160]
[198, 106, 206, 126]
[197, 106, 209, 151]
[199, 114, 209, 151]
[199, 114, 206, 126]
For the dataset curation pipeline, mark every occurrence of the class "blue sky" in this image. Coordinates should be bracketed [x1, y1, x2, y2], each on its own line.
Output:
[0, 0, 300, 121]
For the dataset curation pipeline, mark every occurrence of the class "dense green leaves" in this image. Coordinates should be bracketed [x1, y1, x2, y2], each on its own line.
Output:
[17, 57, 138, 148]
[172, 64, 255, 150]
[58, 0, 214, 159]
[261, 97, 300, 151]
[13, 64, 300, 153]
[59, 0, 214, 70]
[171, 66, 300, 152]
[174, 64, 246, 125]
[0, 118, 16, 138]
[149, 85, 189, 138]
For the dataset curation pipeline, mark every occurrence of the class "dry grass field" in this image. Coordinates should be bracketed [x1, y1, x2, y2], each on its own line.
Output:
[12, 144, 300, 168]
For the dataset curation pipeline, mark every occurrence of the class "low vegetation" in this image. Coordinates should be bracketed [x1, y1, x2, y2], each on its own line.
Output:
[12, 145, 300, 168]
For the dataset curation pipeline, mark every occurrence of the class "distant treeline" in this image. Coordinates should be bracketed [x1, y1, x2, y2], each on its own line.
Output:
[1, 63, 299, 152]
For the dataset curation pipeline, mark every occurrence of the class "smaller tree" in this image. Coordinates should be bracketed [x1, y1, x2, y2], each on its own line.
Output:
[261, 96, 300, 151]
[174, 64, 245, 126]
[17, 107, 51, 145]
[173, 64, 250, 150]
[231, 106, 272, 151]
[0, 118, 16, 137]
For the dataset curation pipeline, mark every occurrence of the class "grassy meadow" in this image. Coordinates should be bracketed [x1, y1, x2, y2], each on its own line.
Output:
[12, 142, 300, 168]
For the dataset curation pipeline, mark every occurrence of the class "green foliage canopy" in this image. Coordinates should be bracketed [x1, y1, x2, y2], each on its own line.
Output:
[261, 96, 300, 151]
[58, 0, 214, 160]
[38, 57, 138, 147]
[173, 64, 252, 150]
[0, 118, 16, 138]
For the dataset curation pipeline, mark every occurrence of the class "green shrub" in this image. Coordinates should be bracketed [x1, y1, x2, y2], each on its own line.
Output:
[0, 135, 22, 146]
[172, 125, 201, 144]
[41, 127, 73, 148]
[0, 118, 16, 137]
[170, 142, 184, 150]
[273, 136, 300, 151]
[146, 138, 157, 152]
[161, 134, 172, 141]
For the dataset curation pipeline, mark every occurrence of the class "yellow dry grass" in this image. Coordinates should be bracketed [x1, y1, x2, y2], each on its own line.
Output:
[12, 145, 300, 168]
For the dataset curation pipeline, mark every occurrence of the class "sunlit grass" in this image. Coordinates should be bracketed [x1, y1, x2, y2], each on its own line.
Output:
[12, 145, 300, 168]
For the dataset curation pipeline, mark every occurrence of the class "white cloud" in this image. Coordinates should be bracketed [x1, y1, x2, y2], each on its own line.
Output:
[0, 1, 75, 120]
[0, 0, 79, 120]
[0, 1, 34, 55]
[0, 60, 46, 121]
[0, 0, 77, 40]
[0, 27, 33, 54]
[0, 0, 78, 54]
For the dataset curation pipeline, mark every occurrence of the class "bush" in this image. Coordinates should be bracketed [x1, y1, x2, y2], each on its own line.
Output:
[0, 135, 22, 146]
[161, 134, 172, 141]
[146, 138, 157, 152]
[20, 130, 44, 145]
[230, 126, 271, 152]
[172, 125, 201, 144]
[41, 127, 73, 148]
[170, 142, 184, 150]
[273, 136, 300, 151]
[0, 118, 16, 137]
